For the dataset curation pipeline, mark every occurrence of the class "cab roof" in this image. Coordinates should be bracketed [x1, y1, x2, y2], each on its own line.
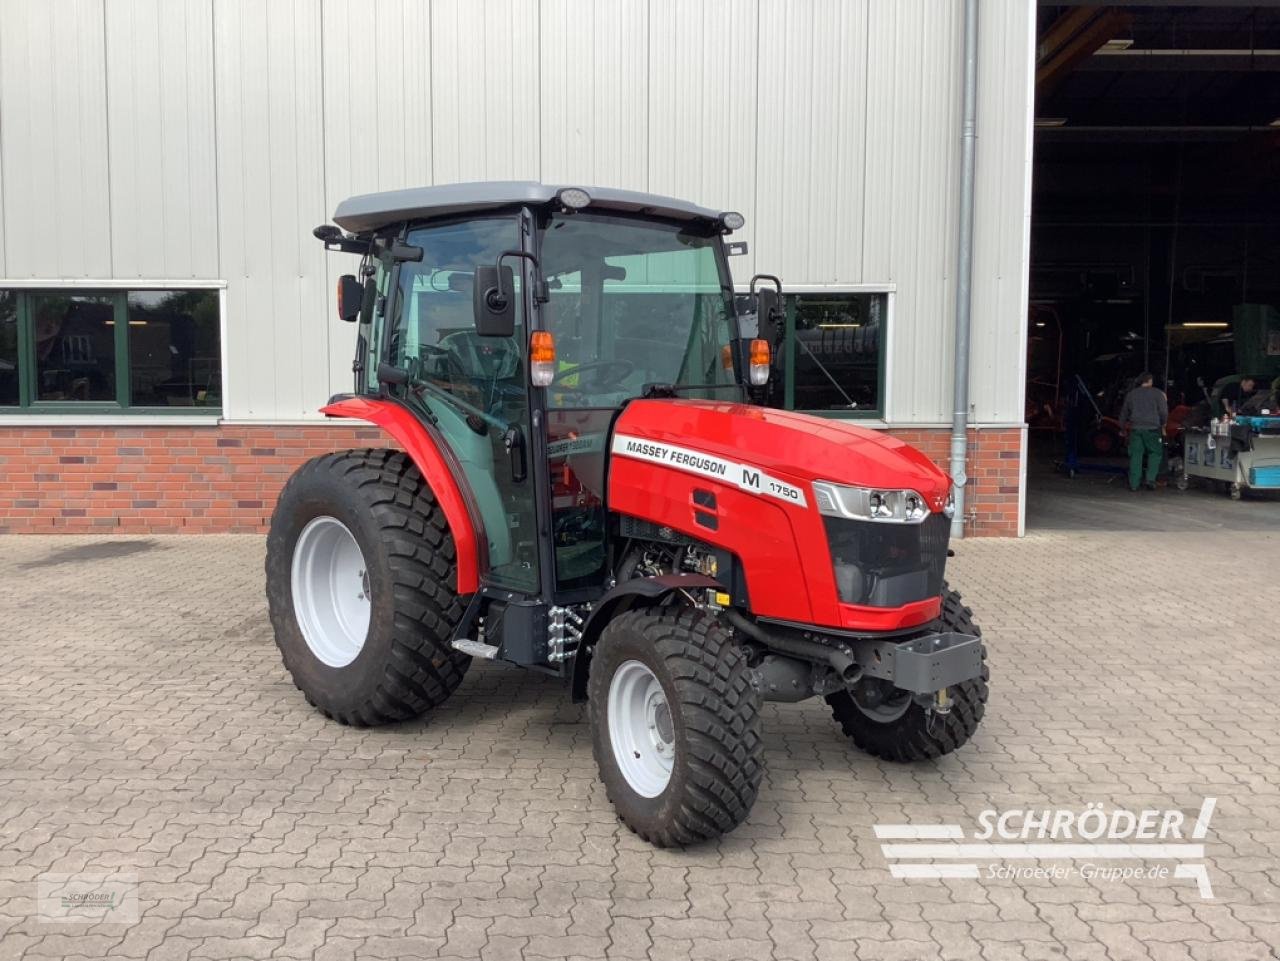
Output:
[331, 181, 727, 234]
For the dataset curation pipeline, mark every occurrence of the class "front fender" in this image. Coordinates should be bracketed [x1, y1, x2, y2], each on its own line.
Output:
[570, 573, 723, 702]
[321, 395, 483, 595]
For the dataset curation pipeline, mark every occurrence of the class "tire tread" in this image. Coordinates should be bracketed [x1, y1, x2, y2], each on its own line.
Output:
[265, 448, 468, 726]
[588, 608, 763, 847]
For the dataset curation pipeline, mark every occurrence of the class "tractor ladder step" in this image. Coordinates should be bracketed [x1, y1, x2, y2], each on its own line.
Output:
[451, 639, 499, 660]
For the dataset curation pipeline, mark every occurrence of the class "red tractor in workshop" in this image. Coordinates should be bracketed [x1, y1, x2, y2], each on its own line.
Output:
[266, 182, 988, 847]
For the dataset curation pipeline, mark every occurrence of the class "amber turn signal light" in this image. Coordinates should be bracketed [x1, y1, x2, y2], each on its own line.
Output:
[531, 330, 556, 386]
[748, 338, 770, 386]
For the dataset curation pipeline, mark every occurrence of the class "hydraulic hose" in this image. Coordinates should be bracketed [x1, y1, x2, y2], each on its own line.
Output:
[723, 609, 862, 685]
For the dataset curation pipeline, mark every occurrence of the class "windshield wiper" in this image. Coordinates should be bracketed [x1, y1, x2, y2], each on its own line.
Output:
[640, 382, 745, 400]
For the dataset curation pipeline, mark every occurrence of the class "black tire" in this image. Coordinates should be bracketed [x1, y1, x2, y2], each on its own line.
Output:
[826, 587, 988, 762]
[587, 608, 763, 847]
[265, 448, 469, 726]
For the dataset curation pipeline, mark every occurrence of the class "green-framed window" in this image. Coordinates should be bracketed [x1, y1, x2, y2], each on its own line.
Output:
[777, 290, 888, 418]
[0, 288, 221, 413]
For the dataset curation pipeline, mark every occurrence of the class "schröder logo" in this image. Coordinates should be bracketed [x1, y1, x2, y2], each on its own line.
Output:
[37, 872, 139, 924]
[875, 798, 1216, 898]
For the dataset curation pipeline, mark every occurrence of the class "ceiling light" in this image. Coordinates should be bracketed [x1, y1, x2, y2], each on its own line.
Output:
[818, 323, 861, 329]
[1182, 322, 1228, 329]
[1101, 38, 1134, 51]
[1035, 117, 1067, 128]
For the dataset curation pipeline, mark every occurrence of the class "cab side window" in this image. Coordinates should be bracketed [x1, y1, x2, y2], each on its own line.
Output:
[391, 219, 524, 418]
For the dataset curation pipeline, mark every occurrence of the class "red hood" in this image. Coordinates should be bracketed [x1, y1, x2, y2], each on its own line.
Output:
[613, 399, 951, 507]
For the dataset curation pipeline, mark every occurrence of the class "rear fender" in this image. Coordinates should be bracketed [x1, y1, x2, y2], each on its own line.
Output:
[321, 395, 484, 595]
[570, 573, 722, 702]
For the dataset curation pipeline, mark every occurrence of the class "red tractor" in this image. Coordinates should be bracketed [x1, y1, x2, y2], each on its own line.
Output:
[267, 183, 988, 847]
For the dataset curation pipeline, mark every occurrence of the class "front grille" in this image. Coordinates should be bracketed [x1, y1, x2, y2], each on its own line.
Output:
[823, 512, 950, 607]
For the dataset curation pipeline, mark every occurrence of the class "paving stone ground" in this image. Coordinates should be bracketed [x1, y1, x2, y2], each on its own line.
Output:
[1, 530, 1278, 961]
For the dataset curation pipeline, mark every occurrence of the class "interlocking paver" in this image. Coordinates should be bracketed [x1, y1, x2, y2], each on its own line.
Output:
[1, 531, 1279, 960]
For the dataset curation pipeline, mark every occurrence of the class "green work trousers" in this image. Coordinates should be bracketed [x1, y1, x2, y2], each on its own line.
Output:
[1128, 428, 1162, 489]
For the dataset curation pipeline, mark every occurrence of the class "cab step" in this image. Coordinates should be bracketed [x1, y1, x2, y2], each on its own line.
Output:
[452, 639, 499, 660]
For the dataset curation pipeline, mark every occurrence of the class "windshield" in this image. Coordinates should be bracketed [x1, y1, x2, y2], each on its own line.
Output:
[537, 213, 738, 408]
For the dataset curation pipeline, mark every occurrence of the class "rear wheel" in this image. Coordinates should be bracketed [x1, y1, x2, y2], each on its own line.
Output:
[587, 608, 763, 847]
[265, 449, 469, 726]
[826, 587, 988, 762]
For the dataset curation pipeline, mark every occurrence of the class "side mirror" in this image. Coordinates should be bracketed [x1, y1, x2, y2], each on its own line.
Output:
[337, 274, 364, 322]
[756, 288, 781, 345]
[359, 276, 376, 321]
[473, 264, 516, 337]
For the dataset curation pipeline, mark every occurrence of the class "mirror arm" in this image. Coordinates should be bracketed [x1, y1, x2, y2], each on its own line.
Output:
[749, 273, 783, 296]
[494, 249, 549, 304]
[313, 224, 371, 256]
[747, 273, 786, 349]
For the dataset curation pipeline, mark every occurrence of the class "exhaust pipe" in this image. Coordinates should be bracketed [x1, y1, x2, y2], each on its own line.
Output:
[724, 609, 862, 685]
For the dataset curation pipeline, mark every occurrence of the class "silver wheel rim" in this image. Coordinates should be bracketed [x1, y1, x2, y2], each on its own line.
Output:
[291, 516, 371, 668]
[607, 660, 675, 798]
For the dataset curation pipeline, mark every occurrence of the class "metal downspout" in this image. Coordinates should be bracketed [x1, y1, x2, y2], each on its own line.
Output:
[950, 0, 979, 539]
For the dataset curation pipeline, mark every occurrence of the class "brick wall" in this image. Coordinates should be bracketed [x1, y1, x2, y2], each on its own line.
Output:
[0, 425, 385, 534]
[887, 426, 1023, 536]
[0, 423, 1023, 536]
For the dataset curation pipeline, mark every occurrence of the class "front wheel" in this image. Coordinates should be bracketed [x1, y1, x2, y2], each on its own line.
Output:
[587, 608, 763, 847]
[826, 587, 988, 762]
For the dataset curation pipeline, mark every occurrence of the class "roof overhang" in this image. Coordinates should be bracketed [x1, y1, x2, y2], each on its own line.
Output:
[332, 181, 727, 234]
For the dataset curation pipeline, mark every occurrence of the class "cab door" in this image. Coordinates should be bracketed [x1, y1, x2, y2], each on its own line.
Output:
[380, 217, 539, 593]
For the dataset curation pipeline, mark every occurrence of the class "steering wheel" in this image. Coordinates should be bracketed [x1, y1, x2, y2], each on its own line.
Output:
[550, 360, 636, 390]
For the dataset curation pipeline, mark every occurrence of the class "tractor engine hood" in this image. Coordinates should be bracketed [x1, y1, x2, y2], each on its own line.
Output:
[606, 399, 953, 631]
[610, 399, 951, 508]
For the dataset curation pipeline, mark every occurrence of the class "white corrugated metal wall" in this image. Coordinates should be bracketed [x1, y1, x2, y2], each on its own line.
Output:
[0, 0, 1033, 426]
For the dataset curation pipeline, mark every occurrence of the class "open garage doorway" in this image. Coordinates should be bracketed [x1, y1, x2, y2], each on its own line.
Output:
[1025, 2, 1280, 531]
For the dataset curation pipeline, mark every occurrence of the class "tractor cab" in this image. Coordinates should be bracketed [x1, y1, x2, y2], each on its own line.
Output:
[322, 184, 775, 610]
[268, 183, 988, 848]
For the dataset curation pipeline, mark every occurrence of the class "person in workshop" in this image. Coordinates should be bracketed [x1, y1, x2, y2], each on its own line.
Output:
[1241, 377, 1280, 416]
[1119, 372, 1169, 492]
[1220, 376, 1256, 415]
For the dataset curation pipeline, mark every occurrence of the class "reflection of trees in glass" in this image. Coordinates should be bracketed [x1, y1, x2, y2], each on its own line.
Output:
[31, 295, 116, 402]
[128, 290, 220, 406]
[0, 288, 222, 408]
[0, 292, 17, 405]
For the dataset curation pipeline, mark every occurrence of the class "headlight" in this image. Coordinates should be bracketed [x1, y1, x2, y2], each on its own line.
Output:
[943, 488, 955, 519]
[812, 481, 931, 524]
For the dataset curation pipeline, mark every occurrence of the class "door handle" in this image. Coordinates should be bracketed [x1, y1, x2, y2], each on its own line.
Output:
[504, 426, 527, 483]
